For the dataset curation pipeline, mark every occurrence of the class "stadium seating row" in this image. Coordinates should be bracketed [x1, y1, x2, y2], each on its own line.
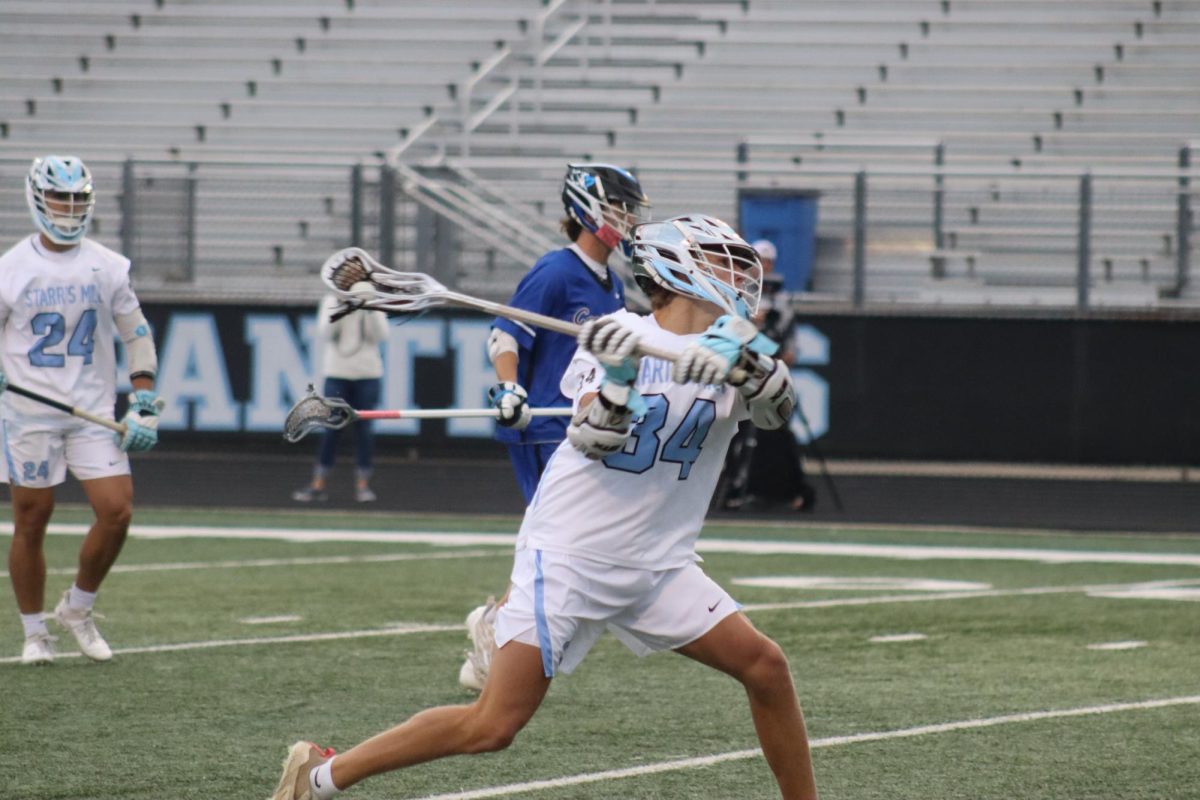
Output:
[0, 0, 1195, 306]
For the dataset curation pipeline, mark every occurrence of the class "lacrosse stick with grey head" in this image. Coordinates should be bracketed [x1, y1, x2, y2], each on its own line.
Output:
[320, 248, 739, 377]
[283, 385, 570, 443]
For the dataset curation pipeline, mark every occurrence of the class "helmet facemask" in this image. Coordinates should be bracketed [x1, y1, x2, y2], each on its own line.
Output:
[26, 156, 95, 245]
[562, 164, 650, 257]
[630, 215, 764, 319]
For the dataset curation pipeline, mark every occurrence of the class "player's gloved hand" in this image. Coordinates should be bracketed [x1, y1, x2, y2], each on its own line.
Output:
[116, 390, 163, 452]
[672, 314, 779, 386]
[578, 315, 647, 417]
[738, 353, 797, 429]
[578, 316, 641, 367]
[595, 356, 647, 419]
[0, 365, 7, 394]
[568, 357, 646, 459]
[488, 381, 532, 430]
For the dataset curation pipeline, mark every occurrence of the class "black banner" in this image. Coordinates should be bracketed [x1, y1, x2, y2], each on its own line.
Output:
[139, 302, 1199, 465]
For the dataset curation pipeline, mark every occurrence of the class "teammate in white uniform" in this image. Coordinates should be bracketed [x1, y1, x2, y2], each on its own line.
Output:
[271, 216, 818, 800]
[0, 156, 162, 665]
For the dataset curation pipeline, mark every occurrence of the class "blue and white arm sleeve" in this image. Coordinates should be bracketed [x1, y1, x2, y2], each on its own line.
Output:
[115, 309, 157, 382]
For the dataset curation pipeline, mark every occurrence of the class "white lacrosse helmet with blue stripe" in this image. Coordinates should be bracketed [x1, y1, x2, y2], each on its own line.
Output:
[26, 155, 95, 245]
[630, 214, 763, 319]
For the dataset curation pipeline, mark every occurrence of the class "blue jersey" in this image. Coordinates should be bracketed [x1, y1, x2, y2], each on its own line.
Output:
[493, 247, 625, 445]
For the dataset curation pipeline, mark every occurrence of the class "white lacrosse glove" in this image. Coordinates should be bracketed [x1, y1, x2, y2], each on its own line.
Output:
[578, 316, 641, 367]
[487, 381, 532, 430]
[577, 315, 647, 414]
[737, 353, 797, 429]
[672, 314, 779, 385]
[116, 390, 163, 452]
[567, 347, 647, 460]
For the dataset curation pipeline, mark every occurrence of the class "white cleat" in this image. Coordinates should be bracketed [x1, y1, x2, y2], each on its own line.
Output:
[21, 631, 56, 665]
[269, 740, 335, 800]
[54, 591, 113, 662]
[459, 596, 498, 692]
[458, 657, 485, 692]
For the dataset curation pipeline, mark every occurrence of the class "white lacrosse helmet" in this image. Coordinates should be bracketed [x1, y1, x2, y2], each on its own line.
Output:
[630, 214, 764, 319]
[561, 163, 650, 256]
[26, 155, 96, 245]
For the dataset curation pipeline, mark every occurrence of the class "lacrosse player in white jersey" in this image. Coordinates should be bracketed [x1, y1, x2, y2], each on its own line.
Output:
[0, 155, 162, 665]
[271, 214, 818, 800]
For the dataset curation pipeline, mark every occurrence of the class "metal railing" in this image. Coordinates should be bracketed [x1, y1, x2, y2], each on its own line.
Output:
[732, 139, 1198, 309]
[3, 152, 1193, 311]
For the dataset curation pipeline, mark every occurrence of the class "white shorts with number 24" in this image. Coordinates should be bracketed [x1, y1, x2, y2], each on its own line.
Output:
[0, 412, 129, 487]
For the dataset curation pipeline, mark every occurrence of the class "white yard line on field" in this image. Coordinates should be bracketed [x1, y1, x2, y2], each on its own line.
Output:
[0, 549, 503, 579]
[411, 695, 1200, 800]
[12, 523, 1200, 566]
[700, 538, 1200, 566]
[738, 578, 1196, 612]
[2, 577, 1188, 666]
[0, 622, 462, 664]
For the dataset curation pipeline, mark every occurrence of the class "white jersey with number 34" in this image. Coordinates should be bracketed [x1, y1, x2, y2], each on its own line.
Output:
[0, 235, 139, 420]
[519, 310, 749, 571]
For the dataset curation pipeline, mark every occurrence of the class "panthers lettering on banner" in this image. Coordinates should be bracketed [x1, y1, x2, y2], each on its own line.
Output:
[139, 305, 832, 445]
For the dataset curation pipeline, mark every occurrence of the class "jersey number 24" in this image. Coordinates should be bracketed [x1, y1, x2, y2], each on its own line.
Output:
[28, 310, 97, 367]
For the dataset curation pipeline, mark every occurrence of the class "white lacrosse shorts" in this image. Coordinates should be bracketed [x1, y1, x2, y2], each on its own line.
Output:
[0, 414, 130, 487]
[494, 547, 739, 678]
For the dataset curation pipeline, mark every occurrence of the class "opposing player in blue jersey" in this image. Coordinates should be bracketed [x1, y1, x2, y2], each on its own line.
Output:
[270, 216, 818, 800]
[487, 163, 650, 502]
[460, 164, 650, 690]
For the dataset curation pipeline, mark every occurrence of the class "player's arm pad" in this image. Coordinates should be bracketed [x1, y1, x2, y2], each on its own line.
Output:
[488, 328, 520, 364]
[567, 384, 635, 460]
[115, 308, 158, 381]
[737, 353, 796, 430]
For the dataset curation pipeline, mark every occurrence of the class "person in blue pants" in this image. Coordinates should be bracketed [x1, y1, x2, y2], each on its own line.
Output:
[292, 295, 388, 504]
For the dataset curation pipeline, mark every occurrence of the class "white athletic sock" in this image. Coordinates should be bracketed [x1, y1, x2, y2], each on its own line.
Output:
[21, 613, 49, 638]
[309, 758, 341, 799]
[68, 584, 97, 611]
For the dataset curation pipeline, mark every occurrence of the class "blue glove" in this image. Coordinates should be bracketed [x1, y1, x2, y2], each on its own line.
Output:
[597, 357, 648, 418]
[116, 390, 162, 452]
[672, 315, 779, 385]
[0, 365, 7, 395]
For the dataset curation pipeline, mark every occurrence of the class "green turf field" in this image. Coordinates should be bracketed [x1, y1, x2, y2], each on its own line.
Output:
[2, 507, 1199, 799]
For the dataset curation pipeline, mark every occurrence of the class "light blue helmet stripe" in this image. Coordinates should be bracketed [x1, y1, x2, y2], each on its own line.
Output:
[27, 155, 95, 244]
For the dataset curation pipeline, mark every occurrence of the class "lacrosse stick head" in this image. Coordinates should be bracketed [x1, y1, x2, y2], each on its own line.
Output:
[283, 385, 356, 442]
[320, 247, 451, 316]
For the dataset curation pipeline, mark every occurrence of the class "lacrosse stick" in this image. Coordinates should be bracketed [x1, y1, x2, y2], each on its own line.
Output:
[321, 247, 748, 383]
[2, 381, 127, 434]
[283, 385, 572, 443]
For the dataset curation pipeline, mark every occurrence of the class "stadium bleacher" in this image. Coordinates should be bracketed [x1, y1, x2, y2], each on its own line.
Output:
[0, 0, 1195, 306]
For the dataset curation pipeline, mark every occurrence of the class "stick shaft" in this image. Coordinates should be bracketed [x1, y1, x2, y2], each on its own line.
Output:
[6, 383, 125, 433]
[442, 292, 691, 364]
[343, 249, 747, 381]
[355, 407, 571, 421]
